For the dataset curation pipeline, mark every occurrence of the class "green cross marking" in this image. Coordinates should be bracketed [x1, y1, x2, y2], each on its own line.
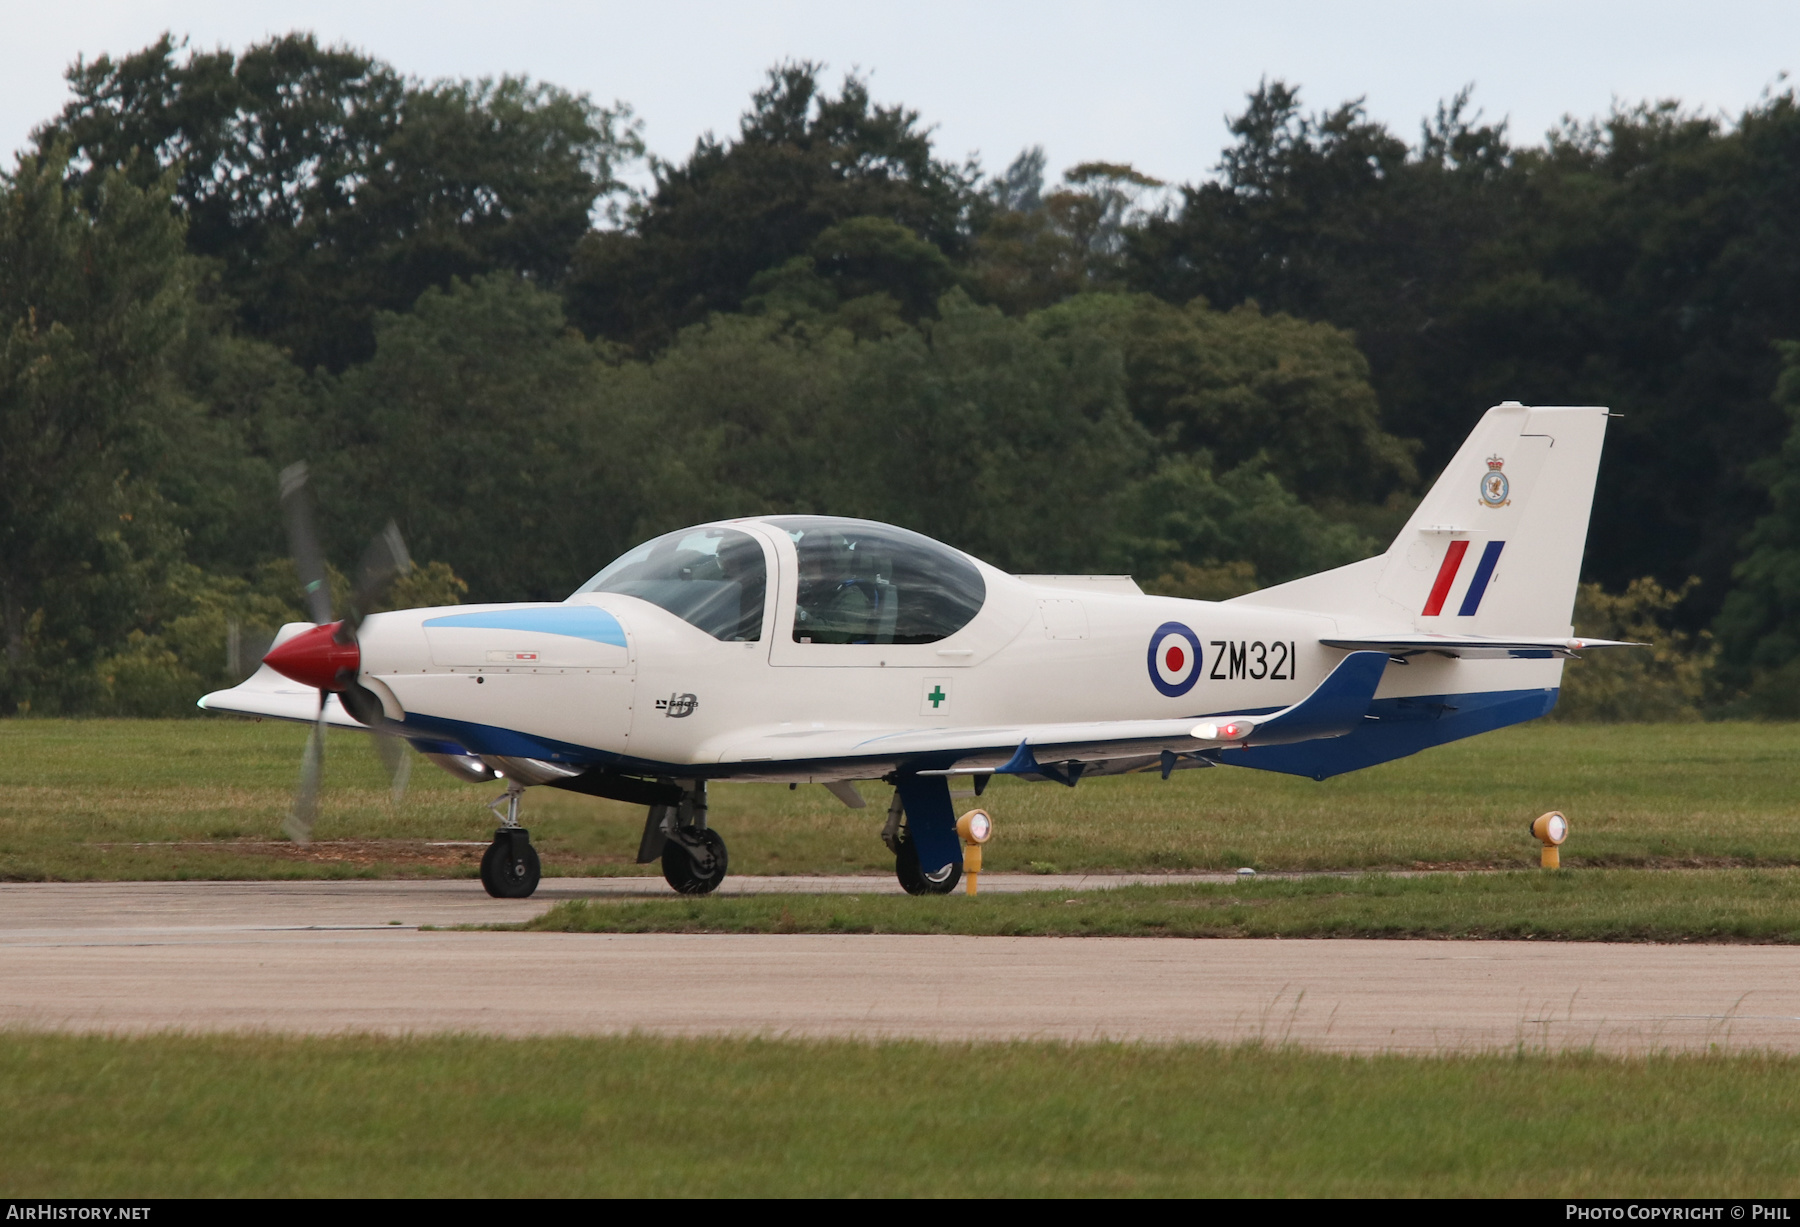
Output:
[927, 685, 946, 708]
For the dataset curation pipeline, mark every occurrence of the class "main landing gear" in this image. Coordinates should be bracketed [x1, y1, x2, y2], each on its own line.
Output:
[480, 780, 541, 898]
[637, 780, 729, 895]
[881, 790, 960, 895]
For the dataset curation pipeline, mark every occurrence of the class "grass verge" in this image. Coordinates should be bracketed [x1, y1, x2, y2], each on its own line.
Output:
[5, 1032, 1800, 1196]
[3, 718, 1800, 879]
[514, 868, 1800, 943]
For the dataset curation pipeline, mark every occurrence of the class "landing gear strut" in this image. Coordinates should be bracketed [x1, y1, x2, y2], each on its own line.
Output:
[480, 781, 541, 898]
[637, 780, 729, 895]
[881, 789, 960, 895]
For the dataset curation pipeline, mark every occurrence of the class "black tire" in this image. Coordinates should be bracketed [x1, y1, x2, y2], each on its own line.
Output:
[894, 832, 961, 896]
[480, 835, 541, 898]
[662, 828, 728, 895]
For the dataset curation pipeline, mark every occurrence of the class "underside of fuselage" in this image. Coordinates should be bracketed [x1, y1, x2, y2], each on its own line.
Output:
[385, 682, 1559, 787]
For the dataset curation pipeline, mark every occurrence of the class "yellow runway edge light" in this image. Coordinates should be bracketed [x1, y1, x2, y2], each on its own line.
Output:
[1531, 810, 1568, 869]
[957, 809, 993, 895]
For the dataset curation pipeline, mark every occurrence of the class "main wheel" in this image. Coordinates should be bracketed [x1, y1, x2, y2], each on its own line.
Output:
[894, 832, 960, 896]
[480, 833, 541, 898]
[662, 828, 728, 895]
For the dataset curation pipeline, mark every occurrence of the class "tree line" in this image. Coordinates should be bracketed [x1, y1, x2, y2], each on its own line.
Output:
[4, 33, 1799, 716]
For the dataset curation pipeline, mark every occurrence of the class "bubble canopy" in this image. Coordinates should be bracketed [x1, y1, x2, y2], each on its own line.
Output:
[574, 518, 989, 646]
[765, 516, 987, 645]
[574, 526, 767, 641]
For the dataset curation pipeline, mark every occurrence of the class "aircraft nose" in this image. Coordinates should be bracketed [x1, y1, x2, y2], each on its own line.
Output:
[263, 622, 360, 691]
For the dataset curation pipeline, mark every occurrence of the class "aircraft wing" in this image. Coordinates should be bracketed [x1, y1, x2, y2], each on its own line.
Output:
[1321, 634, 1638, 660]
[197, 665, 365, 729]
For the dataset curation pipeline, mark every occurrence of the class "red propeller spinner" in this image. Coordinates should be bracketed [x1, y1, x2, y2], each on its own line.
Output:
[262, 622, 361, 692]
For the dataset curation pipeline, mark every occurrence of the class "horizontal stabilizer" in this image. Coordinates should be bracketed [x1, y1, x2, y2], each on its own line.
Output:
[1321, 634, 1639, 660]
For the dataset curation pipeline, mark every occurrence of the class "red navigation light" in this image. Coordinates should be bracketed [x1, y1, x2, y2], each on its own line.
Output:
[262, 622, 360, 691]
[1193, 719, 1254, 742]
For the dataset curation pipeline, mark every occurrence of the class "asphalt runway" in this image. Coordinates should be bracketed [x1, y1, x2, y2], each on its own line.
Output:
[6, 878, 1800, 1053]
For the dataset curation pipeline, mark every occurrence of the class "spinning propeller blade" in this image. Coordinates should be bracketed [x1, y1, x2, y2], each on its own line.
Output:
[285, 697, 327, 845]
[373, 729, 413, 804]
[348, 519, 414, 802]
[352, 520, 412, 628]
[338, 679, 414, 805]
[271, 467, 418, 829]
[278, 462, 334, 627]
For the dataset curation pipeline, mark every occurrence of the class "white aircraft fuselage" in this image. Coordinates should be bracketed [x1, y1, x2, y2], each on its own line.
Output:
[335, 563, 1553, 784]
[203, 402, 1627, 895]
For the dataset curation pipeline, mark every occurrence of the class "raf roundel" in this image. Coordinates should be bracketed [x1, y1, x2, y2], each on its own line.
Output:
[1147, 622, 1204, 698]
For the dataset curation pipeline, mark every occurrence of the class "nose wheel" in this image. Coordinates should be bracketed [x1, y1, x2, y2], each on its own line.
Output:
[480, 827, 541, 898]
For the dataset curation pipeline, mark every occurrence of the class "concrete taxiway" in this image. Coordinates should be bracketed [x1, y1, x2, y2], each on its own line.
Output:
[4, 877, 1799, 1053]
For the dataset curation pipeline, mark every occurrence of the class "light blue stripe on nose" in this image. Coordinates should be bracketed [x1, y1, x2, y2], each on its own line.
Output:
[423, 606, 627, 646]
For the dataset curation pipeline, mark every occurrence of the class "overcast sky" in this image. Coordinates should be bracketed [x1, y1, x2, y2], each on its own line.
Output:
[7, 1, 1797, 190]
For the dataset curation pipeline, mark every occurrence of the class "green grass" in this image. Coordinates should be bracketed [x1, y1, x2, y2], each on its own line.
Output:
[515, 868, 1800, 942]
[5, 1032, 1800, 1196]
[4, 717, 1800, 880]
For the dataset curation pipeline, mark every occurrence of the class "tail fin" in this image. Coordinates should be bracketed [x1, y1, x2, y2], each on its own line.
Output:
[1234, 401, 1610, 634]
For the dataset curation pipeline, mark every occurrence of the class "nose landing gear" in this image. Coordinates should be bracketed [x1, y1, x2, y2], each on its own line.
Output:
[480, 781, 541, 898]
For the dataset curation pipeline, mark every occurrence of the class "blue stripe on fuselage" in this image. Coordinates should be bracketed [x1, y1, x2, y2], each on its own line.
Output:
[398, 710, 604, 764]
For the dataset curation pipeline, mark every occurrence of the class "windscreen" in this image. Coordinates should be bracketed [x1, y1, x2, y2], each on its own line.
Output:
[574, 526, 767, 641]
[765, 516, 986, 645]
